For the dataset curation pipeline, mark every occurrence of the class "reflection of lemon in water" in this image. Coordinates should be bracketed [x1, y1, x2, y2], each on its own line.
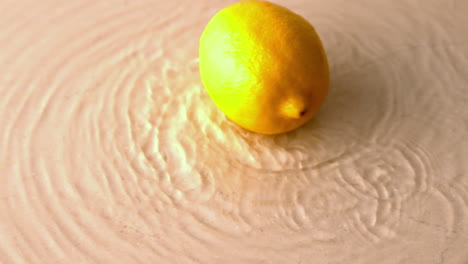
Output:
[199, 0, 329, 135]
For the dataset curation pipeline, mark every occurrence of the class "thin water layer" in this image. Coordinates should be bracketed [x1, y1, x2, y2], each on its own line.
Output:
[0, 0, 467, 263]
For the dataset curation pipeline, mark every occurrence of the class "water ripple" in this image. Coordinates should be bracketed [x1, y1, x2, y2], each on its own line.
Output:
[0, 0, 467, 263]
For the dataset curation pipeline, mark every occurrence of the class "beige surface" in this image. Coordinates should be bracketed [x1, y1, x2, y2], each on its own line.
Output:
[0, 0, 467, 263]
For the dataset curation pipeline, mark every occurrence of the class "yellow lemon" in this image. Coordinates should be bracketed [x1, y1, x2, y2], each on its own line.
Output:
[199, 0, 329, 135]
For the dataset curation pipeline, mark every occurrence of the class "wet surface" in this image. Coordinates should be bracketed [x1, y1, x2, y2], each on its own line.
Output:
[0, 0, 467, 263]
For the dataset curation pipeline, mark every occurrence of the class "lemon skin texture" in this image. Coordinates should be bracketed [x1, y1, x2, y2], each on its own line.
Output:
[199, 0, 330, 135]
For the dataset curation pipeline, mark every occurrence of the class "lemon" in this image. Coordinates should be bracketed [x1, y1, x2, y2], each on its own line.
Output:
[199, 0, 329, 135]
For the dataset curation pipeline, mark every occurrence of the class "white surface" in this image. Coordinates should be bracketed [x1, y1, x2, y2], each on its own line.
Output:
[0, 0, 467, 263]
